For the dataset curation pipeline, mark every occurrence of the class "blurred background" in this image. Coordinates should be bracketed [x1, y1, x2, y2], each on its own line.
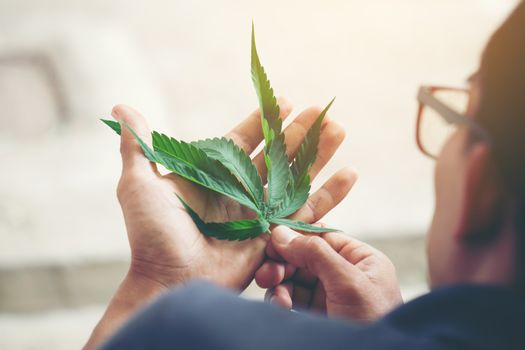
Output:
[0, 0, 520, 348]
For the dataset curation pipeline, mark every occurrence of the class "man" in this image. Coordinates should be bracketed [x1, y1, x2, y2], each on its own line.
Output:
[85, 2, 525, 349]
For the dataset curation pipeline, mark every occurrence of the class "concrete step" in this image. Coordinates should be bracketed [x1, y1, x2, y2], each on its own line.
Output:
[0, 235, 427, 313]
[0, 305, 103, 350]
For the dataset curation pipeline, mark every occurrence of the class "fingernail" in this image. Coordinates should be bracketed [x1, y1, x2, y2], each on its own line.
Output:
[264, 291, 273, 303]
[111, 108, 120, 119]
[111, 104, 131, 120]
[273, 226, 299, 245]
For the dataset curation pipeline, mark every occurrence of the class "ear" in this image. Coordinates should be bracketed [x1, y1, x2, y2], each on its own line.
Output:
[456, 143, 506, 244]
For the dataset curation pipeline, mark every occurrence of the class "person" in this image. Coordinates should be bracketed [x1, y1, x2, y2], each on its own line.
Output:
[85, 2, 525, 349]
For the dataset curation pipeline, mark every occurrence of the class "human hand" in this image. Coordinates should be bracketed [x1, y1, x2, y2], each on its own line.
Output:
[256, 226, 403, 322]
[112, 99, 356, 292]
[85, 100, 356, 349]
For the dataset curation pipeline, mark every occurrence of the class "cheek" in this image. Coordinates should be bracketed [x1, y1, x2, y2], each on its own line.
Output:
[427, 132, 465, 284]
[434, 141, 453, 220]
[427, 156, 452, 275]
[434, 131, 465, 225]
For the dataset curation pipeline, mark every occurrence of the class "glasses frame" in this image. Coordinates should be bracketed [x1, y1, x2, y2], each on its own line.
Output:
[416, 85, 491, 159]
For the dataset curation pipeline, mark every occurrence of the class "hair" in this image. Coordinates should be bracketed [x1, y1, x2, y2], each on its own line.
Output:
[476, 1, 525, 288]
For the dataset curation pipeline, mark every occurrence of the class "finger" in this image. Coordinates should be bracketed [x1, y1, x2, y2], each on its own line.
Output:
[265, 167, 357, 285]
[290, 167, 358, 223]
[225, 97, 293, 154]
[319, 231, 360, 253]
[270, 225, 361, 286]
[265, 241, 284, 262]
[308, 119, 346, 180]
[255, 261, 286, 288]
[252, 106, 327, 180]
[321, 232, 381, 266]
[282, 232, 373, 287]
[111, 104, 157, 176]
[255, 261, 295, 288]
[266, 282, 294, 310]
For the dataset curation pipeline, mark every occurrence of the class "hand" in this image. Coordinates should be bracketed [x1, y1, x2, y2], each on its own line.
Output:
[85, 100, 356, 349]
[114, 100, 354, 291]
[255, 226, 403, 322]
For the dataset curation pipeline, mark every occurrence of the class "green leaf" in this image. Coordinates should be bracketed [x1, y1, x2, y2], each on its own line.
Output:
[100, 120, 261, 214]
[151, 131, 261, 213]
[250, 24, 292, 215]
[178, 195, 270, 241]
[191, 137, 265, 210]
[271, 98, 335, 219]
[272, 175, 310, 219]
[101, 26, 342, 241]
[269, 218, 339, 233]
[101, 119, 122, 135]
[265, 134, 291, 212]
[251, 23, 281, 144]
[291, 98, 335, 183]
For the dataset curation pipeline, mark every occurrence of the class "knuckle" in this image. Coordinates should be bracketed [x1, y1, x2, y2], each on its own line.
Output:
[290, 122, 308, 142]
[304, 236, 328, 256]
[116, 176, 129, 201]
[116, 172, 146, 202]
[304, 197, 319, 222]
[313, 151, 328, 168]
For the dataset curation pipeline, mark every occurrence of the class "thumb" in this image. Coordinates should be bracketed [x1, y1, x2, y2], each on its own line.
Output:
[271, 226, 356, 285]
[111, 104, 157, 176]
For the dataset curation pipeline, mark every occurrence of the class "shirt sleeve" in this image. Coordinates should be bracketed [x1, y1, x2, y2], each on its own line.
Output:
[99, 280, 361, 350]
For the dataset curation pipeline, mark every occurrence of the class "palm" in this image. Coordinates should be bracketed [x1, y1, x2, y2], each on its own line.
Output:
[169, 174, 253, 222]
[120, 172, 262, 290]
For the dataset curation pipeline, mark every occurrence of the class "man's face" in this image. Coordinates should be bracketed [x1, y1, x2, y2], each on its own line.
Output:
[427, 81, 480, 288]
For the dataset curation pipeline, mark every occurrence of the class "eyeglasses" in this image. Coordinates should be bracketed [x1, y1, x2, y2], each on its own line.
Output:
[416, 86, 491, 159]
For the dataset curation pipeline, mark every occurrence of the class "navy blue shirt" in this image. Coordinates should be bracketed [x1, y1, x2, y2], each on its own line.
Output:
[101, 281, 525, 350]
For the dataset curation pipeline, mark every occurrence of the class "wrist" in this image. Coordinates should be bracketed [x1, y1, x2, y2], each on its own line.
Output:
[83, 267, 169, 350]
[115, 267, 170, 310]
[128, 253, 197, 289]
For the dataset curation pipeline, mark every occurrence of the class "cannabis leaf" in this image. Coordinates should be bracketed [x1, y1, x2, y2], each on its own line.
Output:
[264, 134, 290, 211]
[102, 121, 260, 213]
[291, 98, 335, 183]
[101, 119, 121, 134]
[102, 24, 340, 241]
[251, 23, 281, 144]
[191, 137, 265, 210]
[178, 195, 270, 241]
[269, 218, 338, 233]
[250, 24, 291, 212]
[272, 98, 335, 219]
